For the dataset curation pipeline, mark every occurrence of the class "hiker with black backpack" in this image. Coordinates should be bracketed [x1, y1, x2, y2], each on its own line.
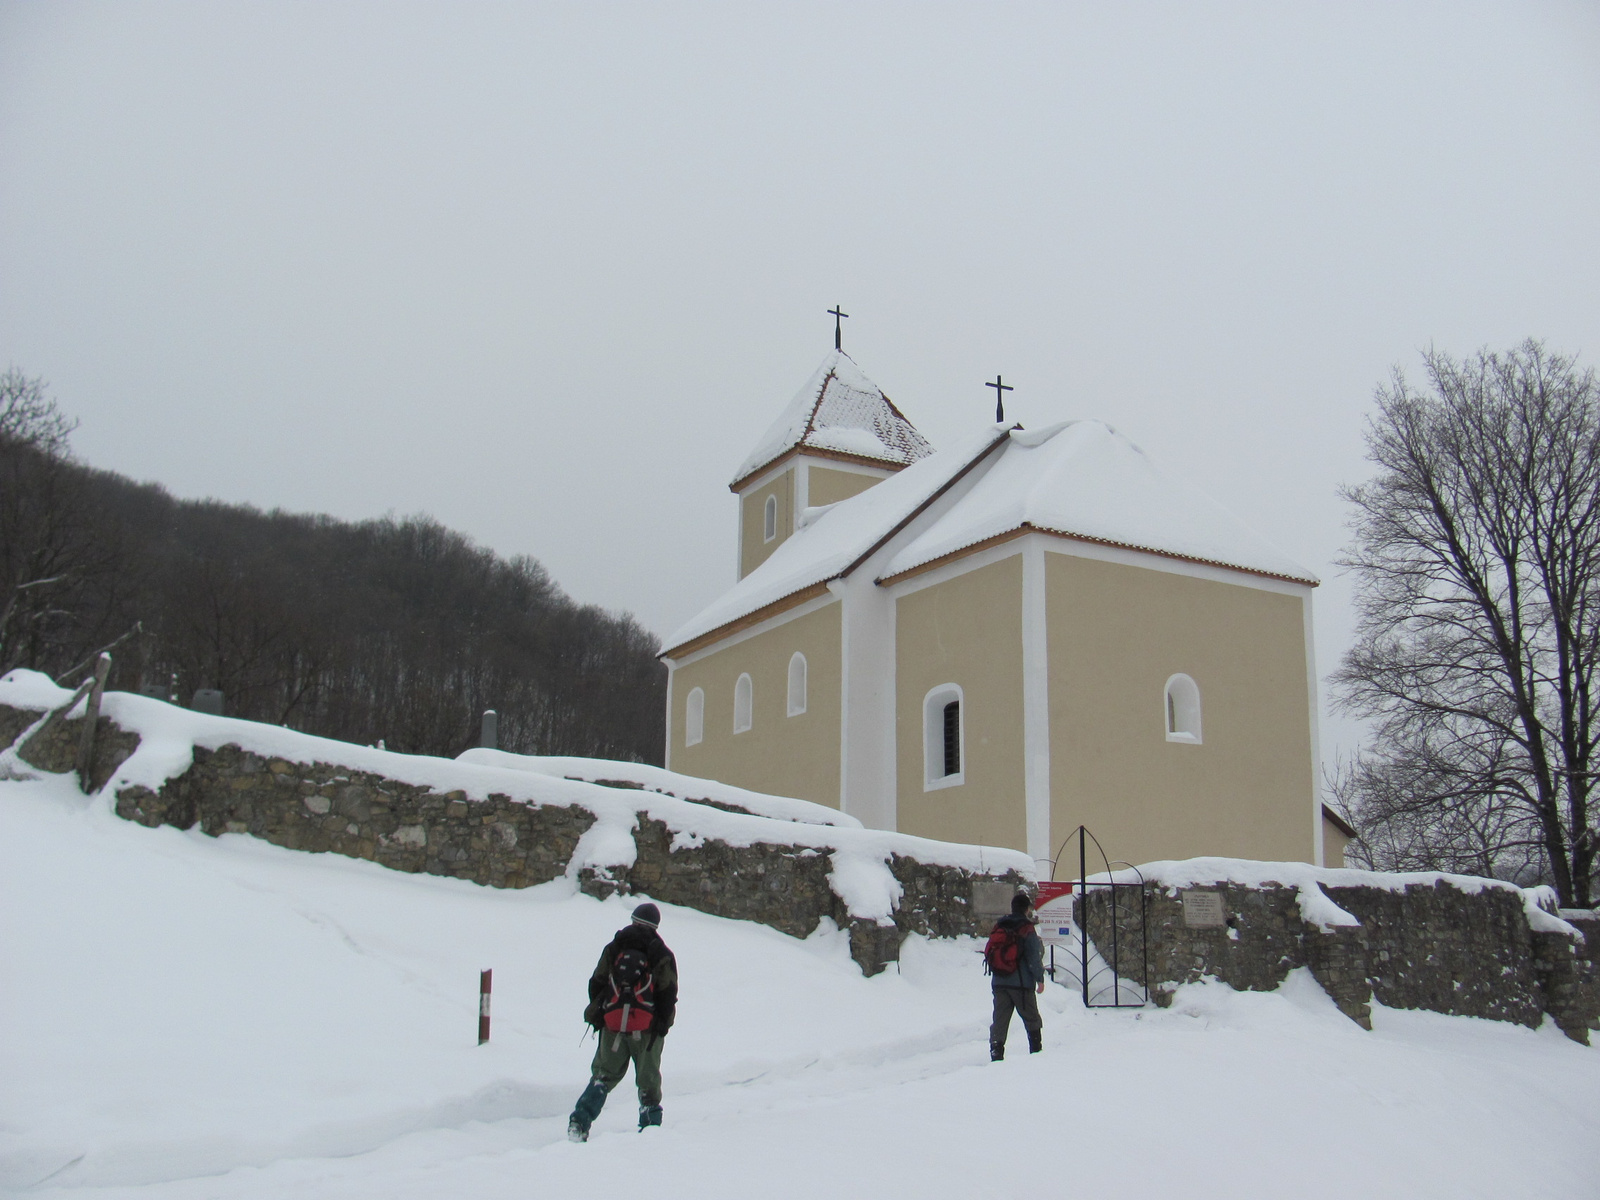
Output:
[983, 891, 1045, 1061]
[567, 902, 679, 1142]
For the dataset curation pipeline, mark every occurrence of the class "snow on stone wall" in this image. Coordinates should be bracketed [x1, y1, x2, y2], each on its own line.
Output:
[1078, 861, 1600, 1043]
[0, 671, 1031, 975]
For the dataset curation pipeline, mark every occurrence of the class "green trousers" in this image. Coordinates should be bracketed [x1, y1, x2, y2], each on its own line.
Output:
[588, 1028, 665, 1108]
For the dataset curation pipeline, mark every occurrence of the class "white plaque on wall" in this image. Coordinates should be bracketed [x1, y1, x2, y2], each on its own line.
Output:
[1181, 889, 1226, 928]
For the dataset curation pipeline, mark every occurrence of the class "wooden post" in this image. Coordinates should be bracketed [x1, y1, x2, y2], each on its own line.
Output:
[20, 676, 96, 763]
[478, 968, 492, 1044]
[74, 653, 112, 792]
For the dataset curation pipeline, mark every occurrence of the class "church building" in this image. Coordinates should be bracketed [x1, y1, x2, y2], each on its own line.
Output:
[661, 345, 1339, 873]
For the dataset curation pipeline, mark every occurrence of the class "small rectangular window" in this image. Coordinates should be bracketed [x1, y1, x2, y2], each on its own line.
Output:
[923, 684, 964, 790]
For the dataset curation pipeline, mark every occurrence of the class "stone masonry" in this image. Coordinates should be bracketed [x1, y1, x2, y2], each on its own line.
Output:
[3, 701, 1025, 975]
[1080, 880, 1600, 1043]
[8, 694, 1589, 1015]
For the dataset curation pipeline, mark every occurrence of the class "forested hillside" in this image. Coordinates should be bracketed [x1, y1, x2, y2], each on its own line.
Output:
[0, 371, 665, 763]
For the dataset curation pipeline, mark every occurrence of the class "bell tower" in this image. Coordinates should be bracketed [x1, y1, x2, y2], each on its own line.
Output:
[729, 344, 933, 578]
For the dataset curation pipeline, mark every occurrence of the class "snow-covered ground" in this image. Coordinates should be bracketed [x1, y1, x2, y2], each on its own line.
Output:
[3, 772, 1597, 1199]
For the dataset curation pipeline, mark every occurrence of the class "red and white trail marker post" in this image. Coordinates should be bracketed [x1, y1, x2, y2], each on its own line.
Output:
[478, 969, 492, 1045]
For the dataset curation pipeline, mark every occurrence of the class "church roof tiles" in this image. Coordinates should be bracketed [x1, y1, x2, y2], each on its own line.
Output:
[730, 350, 933, 490]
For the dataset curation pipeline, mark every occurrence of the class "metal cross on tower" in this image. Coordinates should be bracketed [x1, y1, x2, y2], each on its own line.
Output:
[828, 305, 849, 350]
[986, 375, 1014, 423]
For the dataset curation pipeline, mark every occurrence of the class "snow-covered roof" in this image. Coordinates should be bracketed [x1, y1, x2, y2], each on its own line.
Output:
[881, 421, 1319, 585]
[731, 350, 934, 489]
[670, 417, 1314, 658]
[666, 427, 1010, 654]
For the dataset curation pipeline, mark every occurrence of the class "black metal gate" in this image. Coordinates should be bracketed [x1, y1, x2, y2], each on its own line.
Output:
[1044, 826, 1149, 1008]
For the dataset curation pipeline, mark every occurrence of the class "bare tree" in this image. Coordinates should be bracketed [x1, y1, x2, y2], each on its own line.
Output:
[1335, 340, 1600, 906]
[0, 371, 131, 675]
[0, 368, 77, 456]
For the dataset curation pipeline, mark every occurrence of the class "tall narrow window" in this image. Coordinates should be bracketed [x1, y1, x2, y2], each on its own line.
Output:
[787, 652, 807, 716]
[733, 673, 753, 733]
[684, 687, 704, 747]
[1164, 674, 1201, 743]
[923, 684, 964, 789]
[763, 494, 778, 542]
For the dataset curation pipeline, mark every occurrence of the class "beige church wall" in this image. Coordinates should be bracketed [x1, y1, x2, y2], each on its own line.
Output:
[1322, 814, 1352, 868]
[808, 464, 884, 508]
[739, 468, 794, 579]
[1045, 553, 1315, 869]
[669, 601, 842, 808]
[895, 556, 1028, 852]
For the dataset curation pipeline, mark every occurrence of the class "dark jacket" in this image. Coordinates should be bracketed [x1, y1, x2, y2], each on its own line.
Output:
[989, 914, 1045, 990]
[585, 924, 679, 1035]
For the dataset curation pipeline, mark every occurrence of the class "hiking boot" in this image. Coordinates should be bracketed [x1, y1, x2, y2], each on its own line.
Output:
[569, 1078, 608, 1138]
[990, 1046, 1004, 1062]
[639, 1104, 663, 1130]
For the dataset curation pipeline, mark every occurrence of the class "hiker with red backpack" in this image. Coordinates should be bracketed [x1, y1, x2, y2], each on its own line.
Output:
[984, 891, 1045, 1061]
[567, 902, 679, 1142]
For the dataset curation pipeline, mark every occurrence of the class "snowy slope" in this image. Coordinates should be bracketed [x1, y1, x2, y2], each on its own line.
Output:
[4, 771, 1598, 1200]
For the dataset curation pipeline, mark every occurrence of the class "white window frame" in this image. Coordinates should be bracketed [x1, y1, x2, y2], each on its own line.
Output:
[787, 652, 807, 716]
[684, 687, 704, 747]
[923, 683, 965, 790]
[1164, 673, 1202, 744]
[733, 673, 753, 734]
[763, 494, 778, 542]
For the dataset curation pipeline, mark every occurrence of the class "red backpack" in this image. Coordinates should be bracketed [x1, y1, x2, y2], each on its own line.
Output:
[601, 947, 656, 1034]
[982, 922, 1025, 976]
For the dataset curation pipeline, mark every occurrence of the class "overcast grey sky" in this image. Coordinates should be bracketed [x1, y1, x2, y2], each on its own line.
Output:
[2, 1, 1598, 761]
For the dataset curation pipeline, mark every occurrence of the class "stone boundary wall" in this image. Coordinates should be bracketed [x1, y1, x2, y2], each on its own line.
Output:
[3, 701, 1026, 975]
[1079, 881, 1600, 1043]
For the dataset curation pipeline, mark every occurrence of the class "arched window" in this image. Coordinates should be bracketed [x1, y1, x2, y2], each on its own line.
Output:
[787, 652, 807, 716]
[763, 494, 778, 542]
[923, 683, 964, 790]
[733, 673, 753, 733]
[1165, 674, 1201, 743]
[684, 687, 704, 747]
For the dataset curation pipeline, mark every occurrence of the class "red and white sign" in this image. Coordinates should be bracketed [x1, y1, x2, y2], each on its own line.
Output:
[478, 968, 492, 1045]
[1034, 881, 1075, 945]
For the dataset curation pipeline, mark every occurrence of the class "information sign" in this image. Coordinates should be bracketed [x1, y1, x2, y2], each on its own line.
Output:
[1033, 880, 1075, 945]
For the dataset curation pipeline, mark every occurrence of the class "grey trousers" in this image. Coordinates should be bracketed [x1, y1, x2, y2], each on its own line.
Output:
[990, 986, 1042, 1056]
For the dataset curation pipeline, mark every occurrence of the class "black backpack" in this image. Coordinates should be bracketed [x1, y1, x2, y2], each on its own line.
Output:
[601, 946, 656, 1034]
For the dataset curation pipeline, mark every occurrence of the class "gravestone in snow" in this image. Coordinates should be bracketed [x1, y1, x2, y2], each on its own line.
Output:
[190, 689, 224, 716]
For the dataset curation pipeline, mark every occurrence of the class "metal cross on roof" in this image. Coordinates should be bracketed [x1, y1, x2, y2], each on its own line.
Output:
[986, 374, 1014, 423]
[828, 305, 849, 351]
